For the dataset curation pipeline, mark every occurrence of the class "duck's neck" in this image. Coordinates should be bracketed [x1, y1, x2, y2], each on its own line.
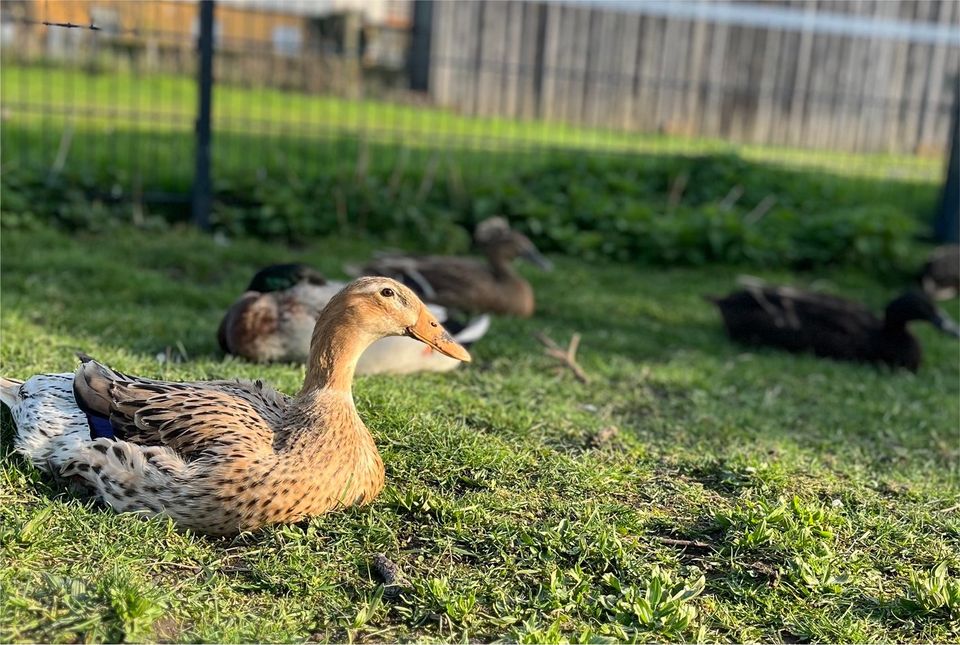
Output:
[299, 306, 376, 396]
[485, 251, 534, 316]
[486, 249, 519, 281]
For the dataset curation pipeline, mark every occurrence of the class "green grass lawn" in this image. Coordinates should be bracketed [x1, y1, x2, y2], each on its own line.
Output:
[1, 223, 958, 642]
[0, 63, 946, 182]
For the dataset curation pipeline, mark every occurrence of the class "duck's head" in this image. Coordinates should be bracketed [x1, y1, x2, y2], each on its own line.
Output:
[247, 263, 327, 293]
[475, 216, 553, 271]
[885, 290, 960, 338]
[327, 277, 472, 362]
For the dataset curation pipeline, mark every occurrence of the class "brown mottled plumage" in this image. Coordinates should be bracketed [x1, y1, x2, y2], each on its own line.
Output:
[355, 217, 553, 318]
[1, 278, 470, 535]
[218, 263, 337, 364]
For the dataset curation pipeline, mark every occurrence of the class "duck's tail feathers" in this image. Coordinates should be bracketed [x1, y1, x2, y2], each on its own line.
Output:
[0, 377, 25, 408]
[72, 355, 121, 418]
[342, 261, 363, 278]
[343, 250, 405, 279]
[735, 275, 768, 290]
[449, 315, 491, 347]
[349, 254, 438, 301]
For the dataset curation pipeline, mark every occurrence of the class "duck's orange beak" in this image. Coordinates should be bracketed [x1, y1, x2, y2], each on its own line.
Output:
[405, 307, 472, 362]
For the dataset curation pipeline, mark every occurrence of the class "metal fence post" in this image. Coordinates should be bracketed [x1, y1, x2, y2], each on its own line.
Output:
[192, 0, 215, 230]
[934, 76, 959, 244]
[408, 0, 433, 92]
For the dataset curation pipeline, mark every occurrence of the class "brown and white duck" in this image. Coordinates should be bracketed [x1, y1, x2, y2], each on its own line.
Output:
[0, 278, 470, 535]
[352, 216, 553, 318]
[218, 263, 489, 373]
[919, 244, 959, 301]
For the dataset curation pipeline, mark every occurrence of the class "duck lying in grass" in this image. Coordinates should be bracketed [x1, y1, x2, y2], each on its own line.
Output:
[919, 244, 959, 301]
[0, 278, 470, 535]
[709, 277, 960, 372]
[352, 216, 553, 317]
[218, 263, 489, 374]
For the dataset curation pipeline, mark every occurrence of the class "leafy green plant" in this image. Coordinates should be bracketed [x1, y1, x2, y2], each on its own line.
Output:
[0, 131, 934, 274]
[596, 567, 705, 639]
[900, 562, 960, 619]
[787, 555, 849, 596]
[717, 496, 841, 557]
[103, 572, 166, 642]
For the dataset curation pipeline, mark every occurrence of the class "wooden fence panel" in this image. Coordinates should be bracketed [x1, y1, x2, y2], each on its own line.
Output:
[428, 0, 959, 154]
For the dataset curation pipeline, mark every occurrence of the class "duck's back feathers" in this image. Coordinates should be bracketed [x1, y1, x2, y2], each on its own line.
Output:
[4, 372, 90, 469]
[73, 357, 282, 459]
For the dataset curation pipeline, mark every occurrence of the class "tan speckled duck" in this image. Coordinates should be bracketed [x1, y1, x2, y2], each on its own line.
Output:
[0, 278, 470, 535]
[354, 216, 553, 318]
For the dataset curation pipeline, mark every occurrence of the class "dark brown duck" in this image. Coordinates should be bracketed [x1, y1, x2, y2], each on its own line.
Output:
[709, 280, 960, 372]
[353, 217, 553, 318]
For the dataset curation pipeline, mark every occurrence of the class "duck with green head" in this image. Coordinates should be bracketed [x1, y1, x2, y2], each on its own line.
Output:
[219, 263, 489, 374]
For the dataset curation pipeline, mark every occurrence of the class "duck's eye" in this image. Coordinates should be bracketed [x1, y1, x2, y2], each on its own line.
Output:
[380, 288, 395, 298]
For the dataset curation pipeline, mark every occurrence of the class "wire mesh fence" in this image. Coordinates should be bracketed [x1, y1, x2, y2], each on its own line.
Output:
[1, 0, 956, 228]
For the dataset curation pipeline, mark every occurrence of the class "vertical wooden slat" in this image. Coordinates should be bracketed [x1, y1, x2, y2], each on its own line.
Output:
[500, 1, 524, 119]
[465, 0, 485, 118]
[859, 0, 896, 152]
[787, 0, 817, 147]
[447, 0, 473, 116]
[516, 1, 539, 121]
[834, 0, 866, 152]
[540, 2, 561, 122]
[682, 5, 709, 138]
[885, 0, 914, 152]
[429, 0, 452, 107]
[901, 1, 936, 154]
[637, 14, 665, 133]
[567, 5, 591, 126]
[476, 0, 506, 118]
[583, 7, 618, 131]
[616, 11, 641, 131]
[654, 11, 686, 134]
[770, 16, 799, 146]
[730, 24, 757, 142]
[702, 13, 728, 137]
[919, 0, 955, 152]
[550, 4, 574, 124]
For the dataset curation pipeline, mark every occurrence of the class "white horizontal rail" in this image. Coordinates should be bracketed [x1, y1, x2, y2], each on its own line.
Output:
[555, 0, 960, 46]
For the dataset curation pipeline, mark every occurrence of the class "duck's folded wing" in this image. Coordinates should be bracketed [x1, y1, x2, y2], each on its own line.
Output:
[203, 378, 291, 428]
[757, 287, 876, 336]
[74, 359, 278, 459]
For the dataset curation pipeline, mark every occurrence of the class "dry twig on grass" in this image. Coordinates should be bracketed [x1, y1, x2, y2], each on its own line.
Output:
[667, 171, 689, 211]
[744, 195, 778, 225]
[719, 185, 744, 211]
[652, 536, 714, 550]
[535, 331, 590, 384]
